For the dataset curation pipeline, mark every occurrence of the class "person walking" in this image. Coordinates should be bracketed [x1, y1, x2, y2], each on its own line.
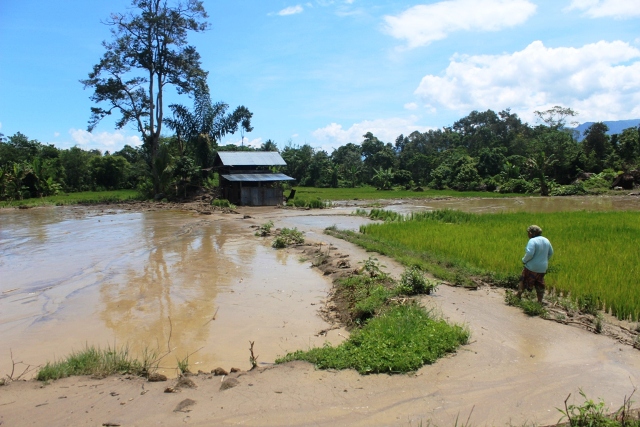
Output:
[517, 225, 553, 303]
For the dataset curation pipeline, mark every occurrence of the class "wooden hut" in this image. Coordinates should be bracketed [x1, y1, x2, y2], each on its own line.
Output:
[213, 152, 295, 206]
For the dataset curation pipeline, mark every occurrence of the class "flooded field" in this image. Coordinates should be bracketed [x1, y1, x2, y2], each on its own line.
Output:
[2, 196, 640, 426]
[336, 194, 640, 214]
[0, 207, 343, 377]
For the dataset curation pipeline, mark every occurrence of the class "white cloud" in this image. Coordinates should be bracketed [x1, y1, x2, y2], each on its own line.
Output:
[404, 102, 418, 110]
[565, 0, 640, 19]
[278, 5, 304, 16]
[414, 40, 640, 122]
[69, 129, 142, 153]
[383, 0, 537, 49]
[312, 116, 432, 149]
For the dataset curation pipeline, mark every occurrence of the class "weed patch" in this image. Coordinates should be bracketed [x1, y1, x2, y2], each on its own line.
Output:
[505, 290, 547, 317]
[272, 228, 304, 248]
[277, 304, 469, 374]
[36, 344, 154, 382]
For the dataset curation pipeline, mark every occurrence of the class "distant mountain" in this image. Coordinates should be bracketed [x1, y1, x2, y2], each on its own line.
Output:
[573, 119, 640, 140]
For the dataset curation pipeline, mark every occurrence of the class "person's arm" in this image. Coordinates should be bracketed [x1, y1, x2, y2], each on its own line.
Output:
[522, 239, 535, 264]
[548, 241, 554, 259]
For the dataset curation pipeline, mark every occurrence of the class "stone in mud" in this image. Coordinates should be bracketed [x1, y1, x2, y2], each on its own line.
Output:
[220, 378, 239, 391]
[176, 377, 197, 389]
[230, 367, 240, 373]
[174, 398, 197, 412]
[212, 367, 228, 376]
[148, 373, 167, 382]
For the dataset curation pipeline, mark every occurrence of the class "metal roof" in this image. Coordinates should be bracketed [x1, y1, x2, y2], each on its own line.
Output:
[216, 151, 287, 167]
[220, 173, 295, 182]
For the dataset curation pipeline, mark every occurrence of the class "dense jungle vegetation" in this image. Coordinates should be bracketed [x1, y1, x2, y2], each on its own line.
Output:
[1, 107, 639, 202]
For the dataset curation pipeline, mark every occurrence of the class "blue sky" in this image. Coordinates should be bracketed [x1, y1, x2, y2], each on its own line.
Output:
[1, 0, 639, 154]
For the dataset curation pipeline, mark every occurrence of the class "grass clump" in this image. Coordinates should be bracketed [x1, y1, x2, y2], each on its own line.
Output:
[211, 198, 236, 209]
[557, 388, 640, 427]
[505, 290, 547, 317]
[286, 197, 329, 209]
[36, 344, 152, 382]
[277, 304, 469, 374]
[272, 227, 304, 248]
[255, 220, 274, 237]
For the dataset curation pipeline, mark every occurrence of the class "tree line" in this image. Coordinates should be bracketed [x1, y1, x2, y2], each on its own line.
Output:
[1, 0, 639, 201]
[279, 107, 640, 195]
[1, 106, 639, 201]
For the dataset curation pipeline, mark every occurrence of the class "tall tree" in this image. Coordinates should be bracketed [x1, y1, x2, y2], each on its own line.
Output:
[82, 0, 209, 194]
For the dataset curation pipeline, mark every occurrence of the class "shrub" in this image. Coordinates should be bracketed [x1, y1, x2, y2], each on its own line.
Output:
[397, 266, 439, 295]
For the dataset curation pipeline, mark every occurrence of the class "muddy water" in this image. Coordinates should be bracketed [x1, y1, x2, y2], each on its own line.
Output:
[0, 207, 341, 377]
[338, 194, 640, 214]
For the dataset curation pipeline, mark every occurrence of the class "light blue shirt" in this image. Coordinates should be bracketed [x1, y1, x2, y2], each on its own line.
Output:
[522, 235, 553, 273]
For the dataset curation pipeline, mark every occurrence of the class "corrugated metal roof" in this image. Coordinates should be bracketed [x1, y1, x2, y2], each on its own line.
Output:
[216, 151, 287, 166]
[220, 173, 295, 182]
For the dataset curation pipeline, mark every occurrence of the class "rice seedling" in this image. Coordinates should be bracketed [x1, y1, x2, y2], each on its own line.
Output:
[355, 209, 640, 321]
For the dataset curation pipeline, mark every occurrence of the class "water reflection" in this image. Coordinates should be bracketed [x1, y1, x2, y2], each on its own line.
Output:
[0, 208, 336, 376]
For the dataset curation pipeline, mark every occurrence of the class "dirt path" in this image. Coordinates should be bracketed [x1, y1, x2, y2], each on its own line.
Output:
[2, 205, 640, 427]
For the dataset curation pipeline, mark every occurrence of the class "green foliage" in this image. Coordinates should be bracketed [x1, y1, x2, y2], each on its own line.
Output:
[277, 304, 469, 374]
[211, 198, 235, 209]
[505, 290, 547, 317]
[286, 197, 328, 209]
[550, 183, 587, 196]
[557, 389, 624, 427]
[397, 266, 439, 295]
[272, 227, 304, 248]
[498, 178, 536, 194]
[255, 220, 274, 237]
[36, 345, 150, 381]
[0, 190, 142, 208]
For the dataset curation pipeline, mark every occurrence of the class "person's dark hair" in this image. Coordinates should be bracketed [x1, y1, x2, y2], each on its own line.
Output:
[527, 225, 543, 236]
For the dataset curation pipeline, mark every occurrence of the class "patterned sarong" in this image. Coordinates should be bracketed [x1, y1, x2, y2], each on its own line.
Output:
[520, 267, 545, 296]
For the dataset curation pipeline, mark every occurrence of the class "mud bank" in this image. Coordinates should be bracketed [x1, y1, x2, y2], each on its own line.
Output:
[2, 201, 640, 426]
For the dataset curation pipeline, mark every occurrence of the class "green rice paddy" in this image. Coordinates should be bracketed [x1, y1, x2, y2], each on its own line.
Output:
[359, 209, 640, 321]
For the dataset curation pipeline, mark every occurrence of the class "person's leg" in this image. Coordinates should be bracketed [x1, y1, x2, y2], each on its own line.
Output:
[516, 269, 526, 298]
[534, 273, 546, 303]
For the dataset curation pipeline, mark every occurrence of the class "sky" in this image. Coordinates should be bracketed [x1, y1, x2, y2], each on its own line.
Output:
[1, 0, 639, 154]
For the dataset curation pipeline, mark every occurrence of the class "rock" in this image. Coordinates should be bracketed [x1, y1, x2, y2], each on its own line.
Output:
[174, 398, 197, 413]
[164, 387, 176, 393]
[176, 376, 197, 389]
[147, 373, 167, 382]
[230, 367, 240, 373]
[220, 378, 239, 391]
[212, 367, 228, 376]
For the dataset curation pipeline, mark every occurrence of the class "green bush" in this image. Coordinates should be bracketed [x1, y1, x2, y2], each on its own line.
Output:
[277, 304, 469, 374]
[396, 266, 439, 295]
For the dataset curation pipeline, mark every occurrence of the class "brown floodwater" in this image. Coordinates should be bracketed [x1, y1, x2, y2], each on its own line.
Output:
[336, 194, 640, 214]
[0, 207, 343, 377]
